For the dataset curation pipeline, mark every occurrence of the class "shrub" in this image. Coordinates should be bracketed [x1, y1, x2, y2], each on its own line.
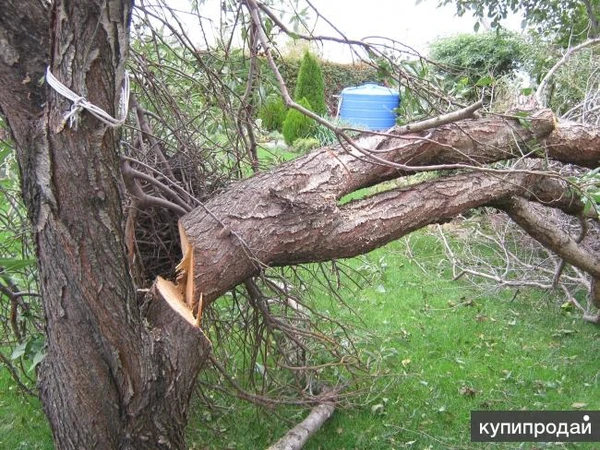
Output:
[277, 57, 377, 112]
[292, 137, 320, 153]
[429, 31, 527, 101]
[258, 95, 287, 132]
[282, 97, 315, 146]
[294, 51, 327, 116]
[430, 31, 526, 80]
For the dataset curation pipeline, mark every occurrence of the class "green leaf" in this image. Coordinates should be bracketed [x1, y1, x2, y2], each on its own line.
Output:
[0, 258, 35, 271]
[263, 18, 273, 36]
[520, 87, 533, 96]
[475, 75, 494, 86]
[28, 350, 46, 373]
[514, 111, 531, 118]
[11, 342, 27, 360]
[560, 301, 573, 311]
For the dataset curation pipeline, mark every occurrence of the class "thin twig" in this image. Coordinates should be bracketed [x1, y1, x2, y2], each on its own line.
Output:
[536, 38, 600, 106]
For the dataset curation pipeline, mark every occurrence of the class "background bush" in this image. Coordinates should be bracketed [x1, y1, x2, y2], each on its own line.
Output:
[294, 51, 327, 116]
[282, 97, 315, 145]
[258, 95, 287, 132]
[429, 31, 528, 101]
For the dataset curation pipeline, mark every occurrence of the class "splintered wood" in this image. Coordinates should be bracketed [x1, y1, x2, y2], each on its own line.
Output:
[154, 222, 203, 327]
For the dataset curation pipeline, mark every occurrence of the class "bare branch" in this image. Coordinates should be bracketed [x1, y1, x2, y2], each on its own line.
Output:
[266, 399, 336, 450]
[121, 159, 189, 216]
[394, 100, 483, 135]
[536, 38, 600, 106]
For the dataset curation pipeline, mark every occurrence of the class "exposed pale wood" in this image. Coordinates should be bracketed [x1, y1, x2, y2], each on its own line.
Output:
[155, 276, 196, 326]
[267, 402, 335, 450]
[176, 221, 197, 311]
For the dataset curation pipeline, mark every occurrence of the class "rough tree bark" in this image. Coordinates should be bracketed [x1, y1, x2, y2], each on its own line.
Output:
[267, 400, 336, 450]
[1, 1, 208, 449]
[179, 112, 599, 306]
[1, 1, 599, 449]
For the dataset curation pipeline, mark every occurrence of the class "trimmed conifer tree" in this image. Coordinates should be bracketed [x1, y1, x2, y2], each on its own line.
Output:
[282, 97, 315, 145]
[294, 51, 327, 116]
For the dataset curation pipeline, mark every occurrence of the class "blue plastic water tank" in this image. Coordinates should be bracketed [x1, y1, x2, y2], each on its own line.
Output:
[339, 83, 400, 130]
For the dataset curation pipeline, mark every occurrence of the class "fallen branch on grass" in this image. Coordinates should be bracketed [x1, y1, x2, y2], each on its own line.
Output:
[266, 400, 336, 450]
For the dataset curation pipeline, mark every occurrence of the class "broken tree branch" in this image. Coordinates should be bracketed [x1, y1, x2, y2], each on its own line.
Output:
[179, 164, 574, 305]
[266, 400, 336, 450]
[394, 100, 483, 135]
[499, 197, 600, 279]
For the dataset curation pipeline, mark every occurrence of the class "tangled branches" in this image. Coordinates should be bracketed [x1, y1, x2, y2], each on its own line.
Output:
[437, 205, 600, 322]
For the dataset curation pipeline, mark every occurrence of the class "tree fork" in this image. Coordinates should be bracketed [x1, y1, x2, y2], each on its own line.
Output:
[178, 166, 581, 307]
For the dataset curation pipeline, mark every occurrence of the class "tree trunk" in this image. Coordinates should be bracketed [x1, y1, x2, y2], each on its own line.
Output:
[1, 1, 209, 449]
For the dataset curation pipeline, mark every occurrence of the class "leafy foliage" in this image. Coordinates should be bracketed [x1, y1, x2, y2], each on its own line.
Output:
[544, 48, 600, 118]
[282, 97, 315, 145]
[438, 0, 600, 47]
[574, 167, 600, 216]
[430, 31, 526, 78]
[515, 35, 600, 118]
[293, 51, 327, 116]
[0, 119, 42, 391]
[429, 31, 527, 100]
[258, 95, 287, 132]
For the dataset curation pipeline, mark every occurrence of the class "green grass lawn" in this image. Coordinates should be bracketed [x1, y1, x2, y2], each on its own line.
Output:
[1, 229, 599, 449]
[0, 374, 52, 450]
[187, 230, 600, 449]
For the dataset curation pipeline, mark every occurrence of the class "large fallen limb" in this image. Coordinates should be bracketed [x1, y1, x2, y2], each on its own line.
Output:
[172, 109, 600, 309]
[178, 167, 577, 308]
[499, 198, 600, 279]
[499, 197, 600, 322]
[542, 120, 600, 168]
[266, 401, 336, 450]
